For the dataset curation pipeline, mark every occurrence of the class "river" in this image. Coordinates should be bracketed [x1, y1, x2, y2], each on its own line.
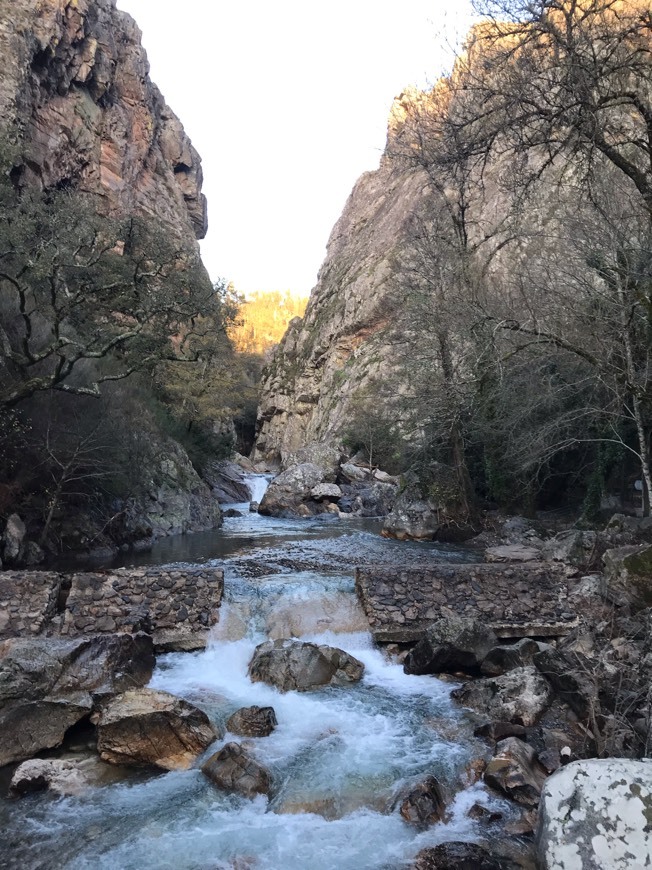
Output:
[1, 475, 514, 870]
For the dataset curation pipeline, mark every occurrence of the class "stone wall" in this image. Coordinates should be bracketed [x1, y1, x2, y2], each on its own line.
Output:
[0, 571, 62, 637]
[0, 567, 223, 651]
[355, 563, 577, 643]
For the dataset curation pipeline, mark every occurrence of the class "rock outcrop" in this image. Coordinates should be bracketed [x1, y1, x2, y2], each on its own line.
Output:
[0, 0, 206, 240]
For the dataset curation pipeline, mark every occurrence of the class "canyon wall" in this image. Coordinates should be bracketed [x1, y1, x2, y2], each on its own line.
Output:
[0, 0, 207, 240]
[253, 93, 429, 465]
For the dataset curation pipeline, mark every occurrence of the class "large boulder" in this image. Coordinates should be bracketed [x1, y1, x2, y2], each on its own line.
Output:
[226, 705, 278, 738]
[382, 466, 474, 542]
[602, 544, 652, 610]
[286, 443, 342, 479]
[258, 463, 326, 517]
[9, 759, 91, 797]
[484, 736, 548, 807]
[201, 742, 272, 797]
[452, 666, 553, 726]
[0, 633, 155, 766]
[533, 646, 596, 720]
[397, 775, 447, 829]
[403, 616, 498, 675]
[481, 638, 540, 677]
[310, 483, 342, 502]
[2, 513, 26, 563]
[248, 639, 364, 692]
[538, 759, 652, 869]
[542, 529, 599, 568]
[96, 688, 217, 770]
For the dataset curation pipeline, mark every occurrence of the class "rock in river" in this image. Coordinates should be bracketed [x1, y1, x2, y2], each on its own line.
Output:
[412, 842, 521, 870]
[9, 759, 91, 797]
[0, 633, 155, 766]
[248, 639, 364, 692]
[202, 741, 272, 797]
[484, 737, 547, 807]
[226, 705, 278, 737]
[397, 775, 447, 829]
[97, 688, 217, 770]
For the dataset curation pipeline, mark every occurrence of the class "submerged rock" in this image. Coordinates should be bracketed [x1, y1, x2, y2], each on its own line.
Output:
[403, 615, 498, 675]
[248, 639, 364, 692]
[538, 759, 652, 869]
[201, 742, 272, 797]
[96, 688, 217, 770]
[226, 705, 278, 738]
[397, 775, 447, 829]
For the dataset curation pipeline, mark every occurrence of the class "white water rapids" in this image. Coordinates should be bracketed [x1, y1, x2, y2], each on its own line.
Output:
[1, 476, 513, 870]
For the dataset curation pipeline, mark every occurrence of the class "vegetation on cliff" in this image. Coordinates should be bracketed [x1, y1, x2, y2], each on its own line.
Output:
[257, 0, 652, 519]
[229, 289, 309, 356]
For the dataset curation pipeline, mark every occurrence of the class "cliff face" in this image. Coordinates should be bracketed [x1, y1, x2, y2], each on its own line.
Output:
[0, 0, 207, 240]
[253, 101, 430, 465]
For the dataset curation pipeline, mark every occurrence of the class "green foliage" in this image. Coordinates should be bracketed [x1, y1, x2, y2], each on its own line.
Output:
[0, 142, 220, 408]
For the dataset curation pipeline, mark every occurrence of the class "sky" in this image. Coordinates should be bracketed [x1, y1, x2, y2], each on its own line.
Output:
[116, 1, 475, 296]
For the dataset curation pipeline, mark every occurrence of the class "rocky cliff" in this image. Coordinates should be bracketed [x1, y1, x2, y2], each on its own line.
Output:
[0, 0, 207, 240]
[0, 0, 224, 560]
[253, 94, 429, 466]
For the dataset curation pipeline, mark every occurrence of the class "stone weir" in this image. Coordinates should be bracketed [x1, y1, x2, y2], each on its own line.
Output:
[0, 567, 223, 651]
[355, 563, 577, 643]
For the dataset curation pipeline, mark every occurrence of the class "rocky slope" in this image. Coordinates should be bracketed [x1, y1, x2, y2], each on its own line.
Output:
[0, 0, 206, 240]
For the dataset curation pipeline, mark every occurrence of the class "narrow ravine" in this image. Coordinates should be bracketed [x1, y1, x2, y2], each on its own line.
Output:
[1, 477, 514, 870]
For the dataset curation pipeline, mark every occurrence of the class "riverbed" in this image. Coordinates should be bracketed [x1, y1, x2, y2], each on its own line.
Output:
[1, 477, 513, 869]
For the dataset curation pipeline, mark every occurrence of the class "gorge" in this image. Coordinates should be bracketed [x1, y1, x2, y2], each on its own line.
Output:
[3, 1, 652, 868]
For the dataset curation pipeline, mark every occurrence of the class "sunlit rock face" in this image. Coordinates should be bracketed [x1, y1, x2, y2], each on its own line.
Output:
[252, 129, 430, 466]
[0, 0, 207, 240]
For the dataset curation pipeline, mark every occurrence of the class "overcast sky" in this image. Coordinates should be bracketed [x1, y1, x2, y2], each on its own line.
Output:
[116, 1, 474, 296]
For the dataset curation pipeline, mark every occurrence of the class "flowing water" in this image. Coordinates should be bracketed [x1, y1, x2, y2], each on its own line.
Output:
[1, 476, 513, 870]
